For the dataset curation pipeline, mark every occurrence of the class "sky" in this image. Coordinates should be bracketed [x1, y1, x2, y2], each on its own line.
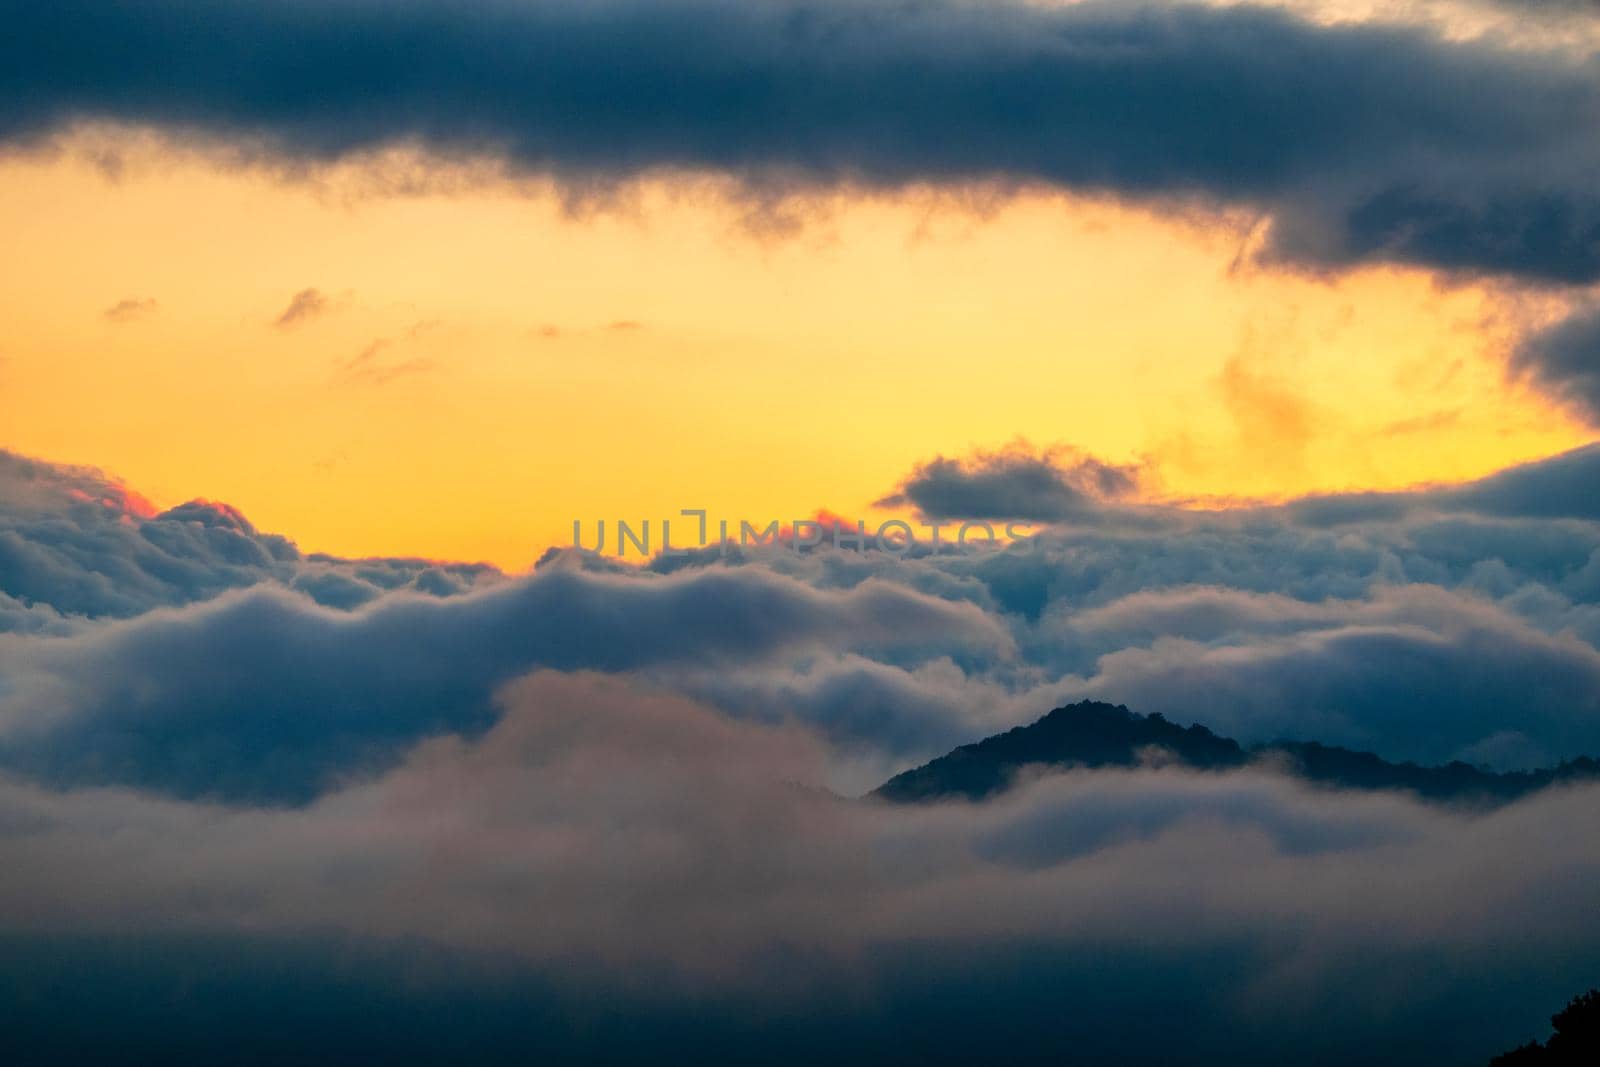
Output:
[2, 141, 1582, 568]
[4, 1, 1600, 1064]
[3, 1, 1599, 567]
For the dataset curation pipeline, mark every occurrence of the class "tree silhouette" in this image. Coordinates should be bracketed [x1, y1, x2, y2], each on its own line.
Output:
[1489, 989, 1600, 1065]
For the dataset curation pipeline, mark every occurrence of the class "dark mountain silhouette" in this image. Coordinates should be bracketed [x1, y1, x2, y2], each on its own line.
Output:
[873, 701, 1600, 806]
[1488, 988, 1600, 1065]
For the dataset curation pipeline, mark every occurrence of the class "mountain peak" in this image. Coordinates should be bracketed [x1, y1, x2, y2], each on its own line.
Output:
[873, 703, 1600, 807]
[873, 700, 1247, 804]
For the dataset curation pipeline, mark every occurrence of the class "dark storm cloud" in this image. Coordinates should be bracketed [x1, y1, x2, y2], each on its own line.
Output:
[7, 1, 1600, 282]
[877, 445, 1141, 521]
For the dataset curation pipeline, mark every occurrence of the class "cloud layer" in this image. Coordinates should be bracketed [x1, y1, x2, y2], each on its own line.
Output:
[7, 443, 1600, 800]
[2, 669, 1599, 1062]
[5, 443, 1600, 1058]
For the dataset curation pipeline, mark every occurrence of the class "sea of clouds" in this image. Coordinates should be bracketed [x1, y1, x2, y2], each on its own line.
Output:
[3, 443, 1600, 1062]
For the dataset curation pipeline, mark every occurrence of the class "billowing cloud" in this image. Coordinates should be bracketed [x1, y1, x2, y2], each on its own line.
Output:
[0, 553, 1010, 802]
[0, 448, 500, 625]
[877, 444, 1141, 521]
[8, 1, 1600, 285]
[0, 448, 158, 521]
[1053, 585, 1600, 767]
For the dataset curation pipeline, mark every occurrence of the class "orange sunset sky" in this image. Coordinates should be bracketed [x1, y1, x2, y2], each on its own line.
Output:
[2, 130, 1591, 569]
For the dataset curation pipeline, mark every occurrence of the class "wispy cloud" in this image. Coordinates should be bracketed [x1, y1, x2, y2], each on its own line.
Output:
[273, 287, 333, 328]
[339, 338, 433, 387]
[532, 320, 646, 341]
[101, 297, 157, 323]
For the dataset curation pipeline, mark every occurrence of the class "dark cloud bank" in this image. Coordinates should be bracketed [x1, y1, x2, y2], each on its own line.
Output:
[4, 444, 1600, 1061]
[4, 0, 1600, 285]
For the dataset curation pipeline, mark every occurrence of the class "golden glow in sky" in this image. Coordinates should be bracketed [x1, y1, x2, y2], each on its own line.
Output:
[0, 133, 1589, 568]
